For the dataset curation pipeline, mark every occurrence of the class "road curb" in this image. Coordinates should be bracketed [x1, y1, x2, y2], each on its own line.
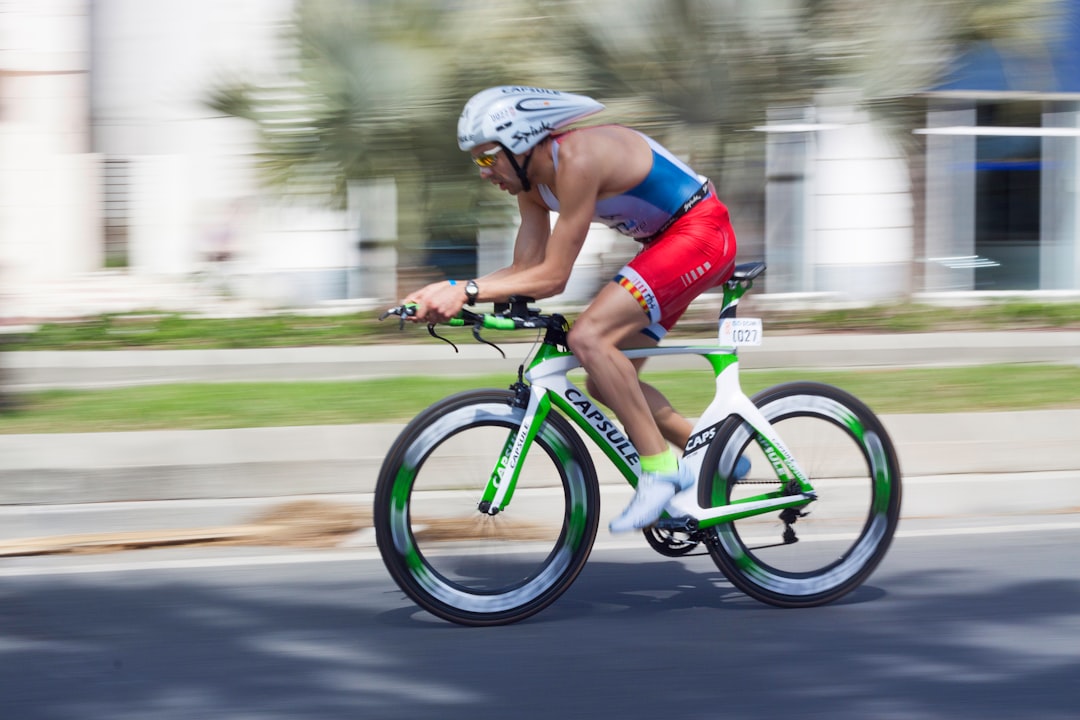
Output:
[2, 409, 1079, 505]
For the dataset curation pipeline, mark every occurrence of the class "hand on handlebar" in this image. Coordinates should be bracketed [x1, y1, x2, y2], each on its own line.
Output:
[378, 302, 479, 329]
[400, 279, 469, 324]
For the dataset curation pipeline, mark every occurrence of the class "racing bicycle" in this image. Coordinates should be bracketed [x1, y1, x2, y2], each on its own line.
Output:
[373, 262, 902, 626]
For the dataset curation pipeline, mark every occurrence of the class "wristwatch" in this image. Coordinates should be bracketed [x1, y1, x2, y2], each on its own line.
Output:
[464, 279, 479, 306]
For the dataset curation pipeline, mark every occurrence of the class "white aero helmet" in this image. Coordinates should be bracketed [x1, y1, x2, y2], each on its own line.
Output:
[457, 86, 605, 154]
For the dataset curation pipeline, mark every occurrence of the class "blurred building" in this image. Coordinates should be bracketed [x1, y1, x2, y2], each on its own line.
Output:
[759, 100, 915, 303]
[762, 0, 1080, 304]
[2, 0, 1080, 314]
[2, 0, 397, 312]
[0, 0, 98, 284]
[918, 4, 1080, 296]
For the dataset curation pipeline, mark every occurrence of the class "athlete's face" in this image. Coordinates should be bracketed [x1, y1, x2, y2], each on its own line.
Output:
[470, 143, 524, 195]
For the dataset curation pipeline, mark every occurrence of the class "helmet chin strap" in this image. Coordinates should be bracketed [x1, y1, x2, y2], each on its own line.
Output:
[500, 143, 534, 192]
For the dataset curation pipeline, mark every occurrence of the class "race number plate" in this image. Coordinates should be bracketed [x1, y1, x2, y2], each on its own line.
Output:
[719, 317, 763, 346]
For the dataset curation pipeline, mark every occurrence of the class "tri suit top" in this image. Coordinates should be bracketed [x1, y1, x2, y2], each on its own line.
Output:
[535, 128, 710, 241]
[535, 125, 737, 340]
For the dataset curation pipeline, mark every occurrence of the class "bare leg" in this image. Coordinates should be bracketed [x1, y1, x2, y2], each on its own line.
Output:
[567, 283, 668, 457]
[586, 356, 693, 451]
[641, 381, 693, 451]
[572, 282, 704, 532]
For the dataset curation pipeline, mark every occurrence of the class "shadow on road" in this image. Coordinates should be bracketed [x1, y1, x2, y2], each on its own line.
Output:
[3, 546, 1079, 720]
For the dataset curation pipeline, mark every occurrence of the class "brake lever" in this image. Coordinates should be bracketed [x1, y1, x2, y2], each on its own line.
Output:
[472, 323, 506, 359]
[381, 304, 506, 358]
[427, 324, 459, 352]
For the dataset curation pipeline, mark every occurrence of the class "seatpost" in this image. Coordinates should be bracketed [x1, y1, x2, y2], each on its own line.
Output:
[719, 277, 750, 321]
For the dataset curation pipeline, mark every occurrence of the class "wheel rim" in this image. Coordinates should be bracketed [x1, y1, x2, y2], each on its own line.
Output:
[710, 393, 899, 600]
[386, 402, 594, 616]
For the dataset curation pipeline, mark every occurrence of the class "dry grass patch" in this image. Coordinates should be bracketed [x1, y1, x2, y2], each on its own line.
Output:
[0, 499, 562, 556]
[0, 500, 370, 557]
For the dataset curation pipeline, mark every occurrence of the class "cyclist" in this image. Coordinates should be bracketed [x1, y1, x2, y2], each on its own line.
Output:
[404, 85, 737, 533]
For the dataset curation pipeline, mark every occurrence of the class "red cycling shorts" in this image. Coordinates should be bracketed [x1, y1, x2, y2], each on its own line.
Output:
[614, 192, 737, 340]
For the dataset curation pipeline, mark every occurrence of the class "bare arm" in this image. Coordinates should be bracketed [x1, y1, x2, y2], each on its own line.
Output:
[467, 145, 600, 303]
[406, 129, 637, 321]
[472, 195, 552, 287]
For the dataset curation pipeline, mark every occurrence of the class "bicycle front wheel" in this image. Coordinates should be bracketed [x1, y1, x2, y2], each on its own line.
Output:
[701, 381, 902, 607]
[373, 389, 599, 626]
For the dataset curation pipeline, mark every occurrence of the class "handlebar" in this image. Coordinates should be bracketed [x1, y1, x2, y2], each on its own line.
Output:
[378, 296, 557, 332]
[378, 296, 566, 357]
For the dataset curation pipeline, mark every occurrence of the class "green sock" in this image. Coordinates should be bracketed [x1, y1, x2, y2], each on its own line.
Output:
[639, 448, 678, 475]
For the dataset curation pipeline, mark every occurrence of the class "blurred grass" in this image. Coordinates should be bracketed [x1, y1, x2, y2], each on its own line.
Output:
[3, 298, 1080, 350]
[3, 300, 1078, 433]
[1, 364, 1078, 434]
[694, 299, 1080, 335]
[3, 312, 395, 350]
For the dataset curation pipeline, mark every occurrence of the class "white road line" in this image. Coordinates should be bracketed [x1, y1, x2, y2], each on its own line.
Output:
[895, 521, 1080, 538]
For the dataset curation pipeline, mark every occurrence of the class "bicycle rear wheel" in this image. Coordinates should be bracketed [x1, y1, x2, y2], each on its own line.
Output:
[374, 389, 599, 626]
[701, 381, 902, 607]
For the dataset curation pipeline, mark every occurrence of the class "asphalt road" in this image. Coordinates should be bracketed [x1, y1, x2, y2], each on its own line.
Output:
[3, 514, 1078, 720]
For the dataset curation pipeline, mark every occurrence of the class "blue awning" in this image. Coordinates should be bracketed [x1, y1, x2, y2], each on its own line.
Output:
[933, 0, 1080, 95]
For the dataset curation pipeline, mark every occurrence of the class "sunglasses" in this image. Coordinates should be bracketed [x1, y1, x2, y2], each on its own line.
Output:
[472, 146, 503, 168]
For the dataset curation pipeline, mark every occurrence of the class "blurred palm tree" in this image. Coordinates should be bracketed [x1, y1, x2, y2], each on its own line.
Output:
[208, 0, 1061, 273]
[557, 0, 1061, 177]
[550, 0, 1060, 286]
[208, 0, 522, 266]
[206, 0, 610, 270]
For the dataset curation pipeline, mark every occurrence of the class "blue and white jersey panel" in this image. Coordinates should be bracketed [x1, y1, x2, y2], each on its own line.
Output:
[536, 130, 707, 240]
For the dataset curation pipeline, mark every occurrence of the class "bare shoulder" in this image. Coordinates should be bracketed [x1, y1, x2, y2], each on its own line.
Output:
[555, 125, 652, 194]
[556, 125, 647, 161]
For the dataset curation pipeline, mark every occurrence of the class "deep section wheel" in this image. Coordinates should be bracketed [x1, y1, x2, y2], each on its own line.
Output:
[374, 389, 599, 626]
[701, 382, 902, 607]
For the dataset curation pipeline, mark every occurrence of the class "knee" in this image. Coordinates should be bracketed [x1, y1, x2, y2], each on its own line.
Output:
[566, 323, 595, 359]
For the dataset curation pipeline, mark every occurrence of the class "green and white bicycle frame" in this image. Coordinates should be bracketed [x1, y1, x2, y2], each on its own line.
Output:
[476, 287, 816, 530]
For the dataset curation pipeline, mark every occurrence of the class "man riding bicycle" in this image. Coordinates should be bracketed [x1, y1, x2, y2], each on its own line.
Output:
[404, 85, 737, 532]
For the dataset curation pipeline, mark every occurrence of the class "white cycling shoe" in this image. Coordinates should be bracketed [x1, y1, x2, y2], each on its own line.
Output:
[609, 465, 694, 534]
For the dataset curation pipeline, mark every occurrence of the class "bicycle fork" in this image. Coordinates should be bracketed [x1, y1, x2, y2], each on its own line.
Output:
[477, 382, 550, 515]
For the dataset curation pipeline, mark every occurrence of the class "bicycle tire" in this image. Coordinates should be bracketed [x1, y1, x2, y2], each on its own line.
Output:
[700, 381, 902, 607]
[374, 388, 600, 626]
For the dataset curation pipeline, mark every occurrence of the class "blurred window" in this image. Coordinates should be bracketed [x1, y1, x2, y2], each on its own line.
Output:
[973, 102, 1042, 290]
